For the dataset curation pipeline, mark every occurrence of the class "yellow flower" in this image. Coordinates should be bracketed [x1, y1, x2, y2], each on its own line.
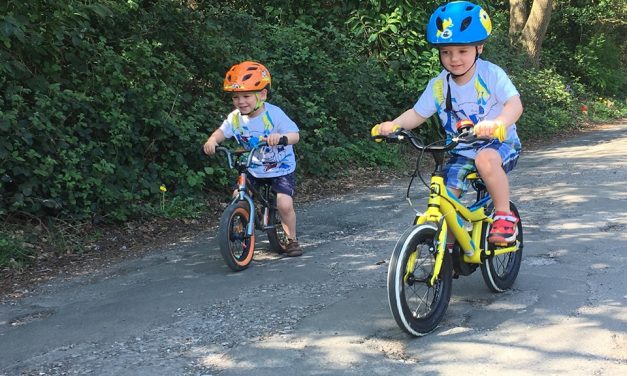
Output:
[160, 185, 167, 192]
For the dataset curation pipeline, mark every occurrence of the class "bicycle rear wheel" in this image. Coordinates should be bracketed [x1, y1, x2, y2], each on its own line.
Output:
[480, 202, 523, 292]
[266, 194, 289, 253]
[218, 201, 255, 272]
[387, 225, 453, 336]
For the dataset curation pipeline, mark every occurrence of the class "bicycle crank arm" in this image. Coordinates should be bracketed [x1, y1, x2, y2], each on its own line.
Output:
[483, 242, 520, 257]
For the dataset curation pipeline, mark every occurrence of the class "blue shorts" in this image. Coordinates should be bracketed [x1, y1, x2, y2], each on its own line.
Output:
[248, 172, 297, 197]
[444, 142, 519, 192]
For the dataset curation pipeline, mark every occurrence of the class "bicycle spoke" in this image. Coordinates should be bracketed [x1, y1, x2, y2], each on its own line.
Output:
[403, 244, 439, 318]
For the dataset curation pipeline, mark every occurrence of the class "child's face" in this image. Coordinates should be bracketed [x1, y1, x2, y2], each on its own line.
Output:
[439, 45, 483, 78]
[231, 89, 267, 115]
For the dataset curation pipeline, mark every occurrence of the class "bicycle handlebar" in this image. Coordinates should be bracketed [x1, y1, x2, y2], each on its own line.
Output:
[371, 125, 506, 153]
[213, 136, 288, 169]
[215, 142, 264, 169]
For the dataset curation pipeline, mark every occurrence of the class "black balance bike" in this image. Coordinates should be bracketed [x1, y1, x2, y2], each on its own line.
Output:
[214, 140, 289, 271]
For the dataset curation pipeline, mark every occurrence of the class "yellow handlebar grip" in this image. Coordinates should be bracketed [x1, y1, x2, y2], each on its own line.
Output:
[494, 124, 506, 142]
[371, 124, 382, 142]
[371, 124, 401, 142]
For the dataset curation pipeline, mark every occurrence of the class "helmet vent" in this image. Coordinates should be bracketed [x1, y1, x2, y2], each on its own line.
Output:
[254, 81, 261, 87]
[460, 16, 472, 31]
[436, 17, 443, 31]
[465, 5, 474, 11]
[242, 73, 253, 81]
[247, 66, 258, 71]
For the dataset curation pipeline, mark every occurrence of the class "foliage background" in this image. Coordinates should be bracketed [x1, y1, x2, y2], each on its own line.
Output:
[1, 0, 625, 266]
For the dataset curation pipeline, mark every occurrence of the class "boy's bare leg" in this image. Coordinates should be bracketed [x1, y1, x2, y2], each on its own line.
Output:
[276, 192, 297, 239]
[276, 192, 303, 256]
[475, 149, 510, 212]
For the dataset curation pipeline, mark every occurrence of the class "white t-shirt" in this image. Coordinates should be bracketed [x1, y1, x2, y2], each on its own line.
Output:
[413, 58, 521, 158]
[219, 103, 299, 178]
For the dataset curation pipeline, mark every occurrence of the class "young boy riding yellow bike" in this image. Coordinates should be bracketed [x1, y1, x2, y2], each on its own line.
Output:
[373, 0, 523, 246]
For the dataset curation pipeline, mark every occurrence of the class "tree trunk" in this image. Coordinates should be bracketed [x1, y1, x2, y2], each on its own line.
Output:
[519, 0, 553, 65]
[509, 0, 528, 38]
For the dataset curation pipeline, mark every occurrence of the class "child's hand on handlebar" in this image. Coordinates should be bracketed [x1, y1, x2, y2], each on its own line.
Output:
[203, 138, 219, 155]
[371, 122, 401, 142]
[474, 120, 506, 142]
[266, 134, 288, 146]
[372, 122, 401, 136]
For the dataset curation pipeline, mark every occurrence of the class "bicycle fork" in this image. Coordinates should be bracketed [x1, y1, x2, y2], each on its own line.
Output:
[412, 178, 449, 286]
[405, 221, 447, 287]
[233, 173, 256, 238]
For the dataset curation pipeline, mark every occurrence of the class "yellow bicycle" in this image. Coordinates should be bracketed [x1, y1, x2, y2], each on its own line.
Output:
[373, 127, 523, 336]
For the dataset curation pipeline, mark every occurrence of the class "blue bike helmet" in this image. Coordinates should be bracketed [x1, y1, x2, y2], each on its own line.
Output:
[426, 1, 492, 46]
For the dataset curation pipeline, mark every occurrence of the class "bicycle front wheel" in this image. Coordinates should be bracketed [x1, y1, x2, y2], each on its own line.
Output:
[480, 202, 523, 292]
[218, 201, 255, 272]
[387, 224, 453, 336]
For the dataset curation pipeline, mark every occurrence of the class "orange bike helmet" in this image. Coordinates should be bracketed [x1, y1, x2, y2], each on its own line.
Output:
[223, 61, 271, 92]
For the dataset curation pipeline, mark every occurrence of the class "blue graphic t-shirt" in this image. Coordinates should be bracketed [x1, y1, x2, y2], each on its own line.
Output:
[413, 59, 522, 158]
[219, 103, 299, 178]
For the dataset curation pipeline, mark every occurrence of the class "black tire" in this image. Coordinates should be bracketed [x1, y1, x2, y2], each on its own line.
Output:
[480, 202, 523, 292]
[266, 206, 289, 253]
[218, 201, 255, 272]
[387, 225, 453, 336]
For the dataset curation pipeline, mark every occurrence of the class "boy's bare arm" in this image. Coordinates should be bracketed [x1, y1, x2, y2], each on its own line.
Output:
[377, 109, 427, 135]
[203, 129, 226, 155]
[475, 95, 523, 137]
[495, 95, 523, 128]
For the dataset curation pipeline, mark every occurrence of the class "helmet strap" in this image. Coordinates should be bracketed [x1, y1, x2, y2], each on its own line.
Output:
[240, 93, 265, 116]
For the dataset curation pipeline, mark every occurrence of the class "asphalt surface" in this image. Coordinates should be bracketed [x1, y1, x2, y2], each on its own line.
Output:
[1, 122, 626, 375]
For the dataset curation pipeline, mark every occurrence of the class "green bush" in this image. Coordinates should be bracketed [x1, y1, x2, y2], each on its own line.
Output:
[1, 1, 411, 223]
[1, 1, 223, 221]
[542, 0, 626, 99]
[0, 0, 624, 236]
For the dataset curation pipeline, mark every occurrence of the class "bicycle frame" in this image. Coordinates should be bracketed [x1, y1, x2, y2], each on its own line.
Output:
[220, 143, 278, 239]
[397, 132, 519, 286]
[232, 172, 278, 236]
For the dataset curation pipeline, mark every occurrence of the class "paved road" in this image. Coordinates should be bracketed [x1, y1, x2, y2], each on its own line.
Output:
[1, 122, 626, 375]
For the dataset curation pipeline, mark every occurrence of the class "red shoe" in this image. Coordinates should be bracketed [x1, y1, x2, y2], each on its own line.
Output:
[488, 211, 519, 245]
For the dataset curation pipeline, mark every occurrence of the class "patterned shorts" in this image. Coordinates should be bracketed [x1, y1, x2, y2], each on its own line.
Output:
[443, 142, 519, 192]
[248, 172, 297, 197]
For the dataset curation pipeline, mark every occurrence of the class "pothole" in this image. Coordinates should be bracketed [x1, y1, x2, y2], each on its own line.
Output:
[525, 256, 558, 266]
[8, 309, 55, 326]
[599, 222, 626, 232]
